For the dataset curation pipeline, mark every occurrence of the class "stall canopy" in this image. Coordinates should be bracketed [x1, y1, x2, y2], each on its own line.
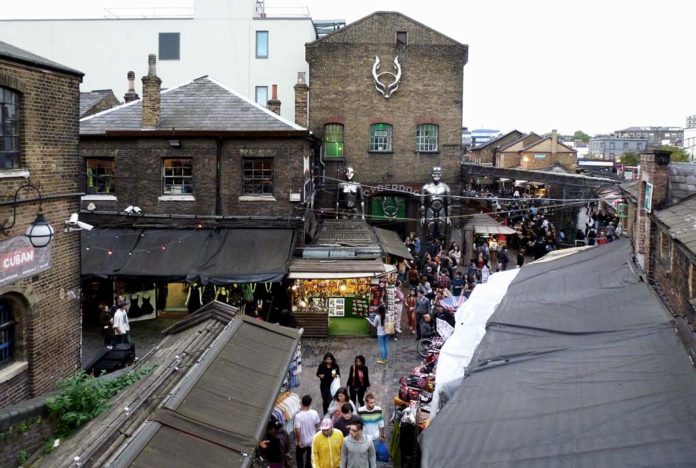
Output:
[287, 258, 396, 279]
[464, 213, 517, 235]
[82, 228, 295, 284]
[373, 227, 413, 260]
[110, 315, 301, 468]
[421, 240, 696, 466]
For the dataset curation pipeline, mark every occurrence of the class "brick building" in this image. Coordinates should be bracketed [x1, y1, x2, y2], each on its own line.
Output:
[78, 56, 318, 324]
[0, 41, 83, 408]
[467, 130, 524, 165]
[79, 89, 120, 118]
[305, 12, 468, 238]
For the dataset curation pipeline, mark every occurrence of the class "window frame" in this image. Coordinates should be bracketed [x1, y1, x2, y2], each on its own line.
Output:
[158, 32, 181, 61]
[255, 86, 269, 107]
[242, 158, 274, 196]
[85, 158, 116, 194]
[658, 230, 673, 272]
[323, 123, 345, 159]
[0, 301, 15, 370]
[396, 31, 408, 46]
[256, 31, 269, 59]
[162, 158, 193, 195]
[0, 87, 20, 170]
[369, 123, 393, 152]
[416, 124, 439, 152]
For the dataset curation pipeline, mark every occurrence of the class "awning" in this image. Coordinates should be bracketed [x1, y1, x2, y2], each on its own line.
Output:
[373, 227, 413, 260]
[288, 258, 396, 279]
[464, 213, 517, 235]
[82, 228, 295, 284]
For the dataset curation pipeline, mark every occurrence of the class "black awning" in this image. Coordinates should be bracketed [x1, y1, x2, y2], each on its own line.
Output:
[81, 228, 295, 284]
[373, 227, 413, 260]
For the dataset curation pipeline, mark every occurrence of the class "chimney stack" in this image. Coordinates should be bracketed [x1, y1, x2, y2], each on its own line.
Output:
[551, 129, 558, 160]
[267, 84, 281, 115]
[294, 72, 309, 128]
[141, 54, 162, 129]
[124, 71, 140, 103]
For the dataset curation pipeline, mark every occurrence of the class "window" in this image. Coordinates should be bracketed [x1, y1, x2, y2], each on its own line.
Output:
[255, 86, 268, 107]
[369, 123, 392, 152]
[85, 159, 115, 194]
[256, 31, 269, 58]
[609, 142, 615, 149]
[659, 231, 673, 272]
[243, 158, 273, 195]
[323, 124, 344, 158]
[162, 159, 193, 195]
[0, 87, 20, 169]
[416, 124, 439, 152]
[159, 33, 180, 60]
[396, 31, 407, 46]
[636, 143, 643, 150]
[0, 301, 14, 370]
[623, 142, 629, 149]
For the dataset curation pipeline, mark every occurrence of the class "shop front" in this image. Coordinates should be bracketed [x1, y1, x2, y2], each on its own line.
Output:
[288, 258, 396, 337]
[464, 213, 518, 262]
[80, 227, 296, 324]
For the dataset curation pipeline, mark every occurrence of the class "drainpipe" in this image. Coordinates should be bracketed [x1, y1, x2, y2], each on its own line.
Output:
[216, 138, 222, 216]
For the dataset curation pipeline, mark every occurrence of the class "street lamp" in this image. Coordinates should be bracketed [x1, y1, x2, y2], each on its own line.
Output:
[0, 180, 55, 248]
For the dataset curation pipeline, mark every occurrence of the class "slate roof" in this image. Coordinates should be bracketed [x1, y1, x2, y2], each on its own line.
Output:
[620, 180, 639, 201]
[472, 130, 523, 151]
[80, 76, 306, 135]
[0, 40, 83, 77]
[520, 136, 576, 153]
[497, 132, 542, 152]
[80, 90, 117, 117]
[669, 162, 696, 205]
[655, 193, 696, 256]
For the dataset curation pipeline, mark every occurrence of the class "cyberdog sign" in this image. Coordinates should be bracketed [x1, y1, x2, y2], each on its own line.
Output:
[0, 236, 51, 286]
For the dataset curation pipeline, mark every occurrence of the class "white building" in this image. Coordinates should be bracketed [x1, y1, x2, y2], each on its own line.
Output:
[0, 0, 327, 122]
[684, 115, 696, 161]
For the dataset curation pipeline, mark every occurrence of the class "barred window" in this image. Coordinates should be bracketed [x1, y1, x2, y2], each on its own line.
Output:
[86, 159, 115, 194]
[162, 159, 193, 195]
[416, 124, 439, 152]
[0, 301, 15, 370]
[324, 124, 344, 158]
[0, 87, 20, 169]
[243, 158, 273, 195]
[369, 123, 392, 152]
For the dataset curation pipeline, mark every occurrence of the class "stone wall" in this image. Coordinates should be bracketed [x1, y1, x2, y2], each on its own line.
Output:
[0, 58, 82, 408]
[0, 396, 58, 468]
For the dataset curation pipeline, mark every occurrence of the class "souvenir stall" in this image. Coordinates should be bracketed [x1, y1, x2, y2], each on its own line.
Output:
[287, 258, 396, 337]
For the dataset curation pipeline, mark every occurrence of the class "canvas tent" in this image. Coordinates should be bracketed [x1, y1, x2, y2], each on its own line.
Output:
[421, 240, 696, 466]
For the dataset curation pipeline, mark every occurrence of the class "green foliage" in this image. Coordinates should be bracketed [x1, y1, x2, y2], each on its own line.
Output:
[659, 145, 690, 162]
[41, 438, 56, 456]
[620, 151, 640, 166]
[46, 367, 153, 438]
[573, 130, 591, 142]
[16, 449, 28, 465]
[17, 421, 29, 433]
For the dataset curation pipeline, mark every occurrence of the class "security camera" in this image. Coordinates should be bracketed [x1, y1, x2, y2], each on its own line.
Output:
[65, 213, 94, 231]
[124, 206, 143, 215]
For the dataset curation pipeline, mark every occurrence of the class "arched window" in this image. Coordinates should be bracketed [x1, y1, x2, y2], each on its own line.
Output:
[416, 124, 439, 152]
[0, 300, 15, 369]
[323, 124, 344, 158]
[369, 123, 392, 152]
[0, 87, 20, 169]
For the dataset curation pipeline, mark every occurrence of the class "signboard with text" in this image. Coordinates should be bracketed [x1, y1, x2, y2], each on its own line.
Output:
[0, 236, 52, 287]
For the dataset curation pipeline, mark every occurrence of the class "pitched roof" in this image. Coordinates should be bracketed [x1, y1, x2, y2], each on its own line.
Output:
[0, 40, 83, 77]
[80, 76, 306, 135]
[497, 132, 542, 152]
[472, 130, 524, 151]
[80, 90, 118, 117]
[655, 193, 696, 256]
[669, 162, 696, 205]
[620, 180, 639, 201]
[520, 136, 576, 153]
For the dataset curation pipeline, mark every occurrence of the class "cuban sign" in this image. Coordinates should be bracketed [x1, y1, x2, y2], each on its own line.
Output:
[0, 235, 52, 287]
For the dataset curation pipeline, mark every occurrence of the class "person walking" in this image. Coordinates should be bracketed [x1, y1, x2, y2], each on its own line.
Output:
[516, 250, 525, 268]
[340, 422, 376, 468]
[294, 395, 321, 468]
[316, 352, 340, 415]
[346, 355, 370, 407]
[393, 280, 404, 335]
[327, 387, 357, 422]
[405, 288, 417, 335]
[414, 290, 431, 340]
[312, 419, 344, 468]
[98, 304, 114, 349]
[365, 305, 389, 364]
[358, 393, 385, 447]
[112, 299, 130, 344]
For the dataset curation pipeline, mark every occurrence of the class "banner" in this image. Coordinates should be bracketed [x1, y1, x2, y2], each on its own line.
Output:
[0, 235, 52, 287]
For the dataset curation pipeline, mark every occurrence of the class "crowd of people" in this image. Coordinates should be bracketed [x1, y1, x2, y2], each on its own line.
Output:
[97, 294, 132, 349]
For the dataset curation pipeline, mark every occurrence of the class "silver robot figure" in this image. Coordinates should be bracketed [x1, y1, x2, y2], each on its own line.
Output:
[420, 166, 451, 240]
[336, 166, 365, 220]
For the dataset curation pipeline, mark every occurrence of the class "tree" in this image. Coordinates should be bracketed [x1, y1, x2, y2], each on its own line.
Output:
[659, 145, 690, 162]
[620, 151, 639, 166]
[573, 130, 591, 142]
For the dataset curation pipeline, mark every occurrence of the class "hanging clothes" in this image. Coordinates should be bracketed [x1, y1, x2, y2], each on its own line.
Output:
[186, 283, 202, 313]
[128, 295, 142, 318]
[156, 282, 168, 311]
[140, 295, 154, 316]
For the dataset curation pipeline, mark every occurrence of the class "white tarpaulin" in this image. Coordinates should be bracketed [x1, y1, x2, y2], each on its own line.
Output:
[430, 268, 520, 418]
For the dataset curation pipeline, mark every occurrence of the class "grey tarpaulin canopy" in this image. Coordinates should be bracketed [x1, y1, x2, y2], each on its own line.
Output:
[373, 226, 413, 260]
[464, 213, 517, 235]
[420, 240, 696, 467]
[82, 228, 295, 284]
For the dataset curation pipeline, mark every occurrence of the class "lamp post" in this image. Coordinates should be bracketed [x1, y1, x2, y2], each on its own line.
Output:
[0, 180, 55, 248]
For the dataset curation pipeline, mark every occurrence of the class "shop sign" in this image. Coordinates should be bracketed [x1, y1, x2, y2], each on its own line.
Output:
[0, 235, 51, 286]
[644, 182, 653, 213]
[363, 183, 421, 197]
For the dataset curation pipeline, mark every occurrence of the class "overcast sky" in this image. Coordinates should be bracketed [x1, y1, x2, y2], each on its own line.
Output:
[1, 0, 694, 136]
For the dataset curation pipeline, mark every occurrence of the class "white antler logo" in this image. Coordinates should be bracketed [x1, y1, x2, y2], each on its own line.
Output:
[372, 56, 401, 99]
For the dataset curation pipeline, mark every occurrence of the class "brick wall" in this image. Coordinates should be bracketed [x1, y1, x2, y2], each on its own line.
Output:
[0, 397, 58, 468]
[652, 227, 696, 325]
[306, 12, 467, 215]
[470, 131, 522, 165]
[0, 58, 82, 408]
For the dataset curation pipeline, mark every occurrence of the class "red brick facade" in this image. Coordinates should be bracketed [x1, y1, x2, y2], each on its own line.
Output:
[0, 55, 83, 408]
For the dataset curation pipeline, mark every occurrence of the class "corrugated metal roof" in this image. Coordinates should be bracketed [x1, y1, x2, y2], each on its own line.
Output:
[80, 76, 305, 134]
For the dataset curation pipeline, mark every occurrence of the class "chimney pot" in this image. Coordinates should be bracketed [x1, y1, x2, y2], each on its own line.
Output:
[124, 70, 140, 103]
[142, 55, 162, 128]
[148, 54, 157, 76]
[267, 84, 281, 115]
[272, 84, 278, 100]
[294, 73, 309, 128]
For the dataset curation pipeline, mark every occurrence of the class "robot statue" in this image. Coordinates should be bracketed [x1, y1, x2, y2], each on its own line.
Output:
[336, 166, 365, 220]
[420, 166, 451, 240]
